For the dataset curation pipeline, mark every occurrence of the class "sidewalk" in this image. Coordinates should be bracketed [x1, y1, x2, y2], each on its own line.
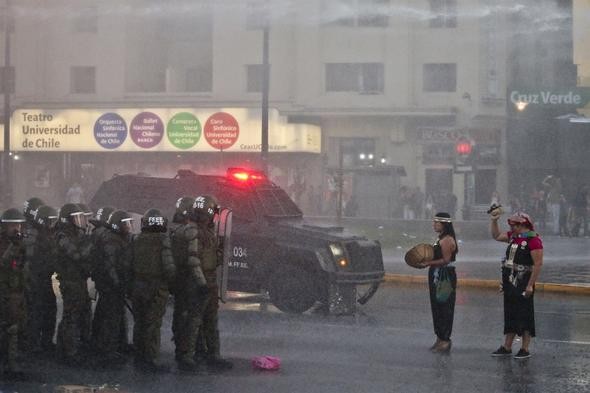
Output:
[382, 236, 590, 294]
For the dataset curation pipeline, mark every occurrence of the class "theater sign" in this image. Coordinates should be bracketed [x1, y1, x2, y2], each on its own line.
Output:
[10, 108, 321, 153]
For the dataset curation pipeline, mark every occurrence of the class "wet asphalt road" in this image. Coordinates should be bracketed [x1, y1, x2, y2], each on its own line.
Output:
[2, 283, 590, 393]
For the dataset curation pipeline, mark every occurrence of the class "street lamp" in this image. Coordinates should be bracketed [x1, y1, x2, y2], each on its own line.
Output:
[2, 0, 12, 206]
[260, 0, 270, 174]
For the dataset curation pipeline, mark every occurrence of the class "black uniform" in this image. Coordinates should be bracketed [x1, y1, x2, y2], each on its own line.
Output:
[428, 237, 457, 342]
[54, 225, 92, 364]
[23, 223, 57, 352]
[92, 229, 131, 363]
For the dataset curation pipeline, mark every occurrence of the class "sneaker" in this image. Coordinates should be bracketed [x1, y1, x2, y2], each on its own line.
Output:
[514, 349, 531, 359]
[491, 346, 512, 357]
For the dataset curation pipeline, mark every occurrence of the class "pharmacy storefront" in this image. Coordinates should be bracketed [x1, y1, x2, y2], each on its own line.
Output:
[9, 107, 322, 209]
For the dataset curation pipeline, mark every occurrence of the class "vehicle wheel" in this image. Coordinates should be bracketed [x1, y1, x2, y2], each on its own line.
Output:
[356, 282, 381, 305]
[268, 265, 318, 314]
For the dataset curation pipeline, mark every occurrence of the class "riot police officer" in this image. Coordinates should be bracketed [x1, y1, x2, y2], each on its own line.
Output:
[23, 205, 58, 354]
[193, 196, 233, 370]
[170, 197, 194, 350]
[23, 197, 45, 226]
[170, 196, 208, 371]
[130, 208, 175, 372]
[54, 203, 93, 365]
[92, 210, 133, 366]
[21, 197, 45, 351]
[77, 204, 95, 234]
[0, 208, 27, 378]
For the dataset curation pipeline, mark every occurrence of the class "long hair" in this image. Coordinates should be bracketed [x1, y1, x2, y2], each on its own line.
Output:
[434, 212, 459, 254]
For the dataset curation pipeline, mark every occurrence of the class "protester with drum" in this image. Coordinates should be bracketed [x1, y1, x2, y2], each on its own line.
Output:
[405, 212, 458, 353]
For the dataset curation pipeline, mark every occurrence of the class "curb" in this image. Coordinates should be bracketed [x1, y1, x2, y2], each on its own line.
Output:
[383, 274, 590, 295]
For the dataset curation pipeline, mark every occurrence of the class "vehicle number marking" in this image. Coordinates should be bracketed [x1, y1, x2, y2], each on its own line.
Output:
[228, 260, 249, 269]
[233, 246, 248, 258]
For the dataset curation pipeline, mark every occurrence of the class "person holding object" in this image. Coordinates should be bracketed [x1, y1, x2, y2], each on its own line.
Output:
[418, 212, 458, 353]
[489, 206, 543, 359]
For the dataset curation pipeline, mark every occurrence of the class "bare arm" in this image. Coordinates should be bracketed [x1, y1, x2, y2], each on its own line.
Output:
[491, 216, 509, 242]
[525, 249, 543, 297]
[424, 236, 456, 267]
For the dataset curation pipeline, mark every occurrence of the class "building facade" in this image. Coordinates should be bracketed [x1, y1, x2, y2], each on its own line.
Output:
[1, 0, 559, 218]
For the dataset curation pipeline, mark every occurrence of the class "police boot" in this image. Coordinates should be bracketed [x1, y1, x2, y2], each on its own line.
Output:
[134, 357, 170, 374]
[206, 331, 233, 371]
[177, 357, 199, 373]
[193, 328, 208, 363]
[4, 328, 26, 380]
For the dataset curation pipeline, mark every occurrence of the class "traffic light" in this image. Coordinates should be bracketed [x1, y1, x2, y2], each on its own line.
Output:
[455, 139, 473, 169]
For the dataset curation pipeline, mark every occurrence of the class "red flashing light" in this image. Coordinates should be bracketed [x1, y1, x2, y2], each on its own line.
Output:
[455, 141, 472, 155]
[232, 172, 250, 181]
[227, 168, 267, 183]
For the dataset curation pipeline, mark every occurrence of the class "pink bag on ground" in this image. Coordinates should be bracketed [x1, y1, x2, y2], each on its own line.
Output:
[251, 356, 281, 371]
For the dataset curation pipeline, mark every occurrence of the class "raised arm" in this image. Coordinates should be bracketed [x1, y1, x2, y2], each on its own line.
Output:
[491, 213, 509, 243]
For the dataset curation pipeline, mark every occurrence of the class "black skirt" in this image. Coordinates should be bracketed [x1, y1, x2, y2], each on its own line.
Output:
[428, 266, 457, 341]
[501, 267, 535, 337]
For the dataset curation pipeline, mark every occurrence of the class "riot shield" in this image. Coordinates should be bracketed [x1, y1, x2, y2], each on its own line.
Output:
[216, 207, 232, 302]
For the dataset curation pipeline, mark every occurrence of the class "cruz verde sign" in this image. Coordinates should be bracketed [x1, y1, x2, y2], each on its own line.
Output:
[509, 88, 590, 107]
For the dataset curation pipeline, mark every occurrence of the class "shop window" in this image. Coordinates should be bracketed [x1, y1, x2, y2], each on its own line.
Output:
[321, 0, 389, 27]
[475, 169, 497, 205]
[425, 169, 453, 203]
[70, 66, 96, 94]
[186, 65, 212, 92]
[422, 143, 454, 165]
[338, 138, 376, 167]
[429, 0, 457, 28]
[71, 6, 98, 33]
[0, 66, 15, 94]
[423, 63, 456, 92]
[325, 63, 384, 93]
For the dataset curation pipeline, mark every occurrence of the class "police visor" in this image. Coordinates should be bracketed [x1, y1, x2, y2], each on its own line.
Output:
[71, 211, 88, 229]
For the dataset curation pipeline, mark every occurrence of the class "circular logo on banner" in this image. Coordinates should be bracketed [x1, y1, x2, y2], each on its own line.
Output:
[130, 112, 164, 149]
[94, 113, 127, 149]
[204, 112, 239, 150]
[167, 112, 202, 149]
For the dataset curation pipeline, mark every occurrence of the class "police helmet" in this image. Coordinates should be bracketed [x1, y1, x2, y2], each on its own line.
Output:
[1, 208, 26, 223]
[141, 208, 168, 232]
[1, 208, 25, 238]
[59, 203, 87, 229]
[77, 203, 94, 218]
[91, 206, 115, 228]
[23, 197, 45, 222]
[173, 196, 195, 224]
[33, 205, 58, 229]
[107, 210, 134, 234]
[192, 195, 219, 223]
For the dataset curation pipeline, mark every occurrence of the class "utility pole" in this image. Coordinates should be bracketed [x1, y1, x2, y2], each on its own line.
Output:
[2, 0, 12, 207]
[260, 1, 270, 174]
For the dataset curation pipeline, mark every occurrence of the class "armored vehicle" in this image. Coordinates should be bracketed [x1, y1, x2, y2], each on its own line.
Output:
[90, 168, 384, 314]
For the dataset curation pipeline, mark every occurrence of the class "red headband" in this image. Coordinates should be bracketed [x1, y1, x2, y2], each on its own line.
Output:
[507, 212, 534, 231]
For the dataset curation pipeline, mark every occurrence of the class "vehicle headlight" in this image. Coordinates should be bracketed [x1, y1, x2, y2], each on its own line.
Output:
[329, 243, 345, 258]
[329, 243, 349, 269]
